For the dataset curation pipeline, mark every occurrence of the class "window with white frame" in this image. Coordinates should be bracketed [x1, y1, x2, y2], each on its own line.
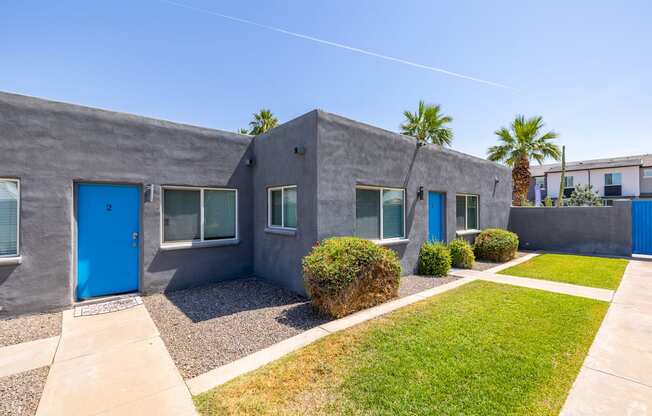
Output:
[534, 176, 545, 189]
[268, 186, 297, 229]
[563, 176, 574, 188]
[162, 187, 237, 244]
[456, 194, 478, 231]
[355, 186, 405, 240]
[643, 168, 652, 178]
[0, 179, 20, 257]
[604, 173, 622, 186]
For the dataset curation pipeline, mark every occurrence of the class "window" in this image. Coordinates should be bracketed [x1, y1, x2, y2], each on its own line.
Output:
[563, 176, 574, 188]
[162, 187, 237, 244]
[456, 194, 479, 231]
[604, 173, 622, 186]
[268, 186, 297, 229]
[643, 168, 652, 178]
[355, 186, 405, 240]
[0, 179, 19, 258]
[534, 176, 545, 189]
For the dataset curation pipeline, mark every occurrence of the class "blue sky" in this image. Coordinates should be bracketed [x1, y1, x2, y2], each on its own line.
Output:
[2, 0, 650, 162]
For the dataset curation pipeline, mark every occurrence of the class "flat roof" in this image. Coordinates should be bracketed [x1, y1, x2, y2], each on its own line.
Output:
[530, 154, 652, 176]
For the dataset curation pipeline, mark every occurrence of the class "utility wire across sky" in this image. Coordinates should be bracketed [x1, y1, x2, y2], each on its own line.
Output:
[158, 0, 512, 89]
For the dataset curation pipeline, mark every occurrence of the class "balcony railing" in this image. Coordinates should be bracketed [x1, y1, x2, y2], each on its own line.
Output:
[604, 185, 622, 197]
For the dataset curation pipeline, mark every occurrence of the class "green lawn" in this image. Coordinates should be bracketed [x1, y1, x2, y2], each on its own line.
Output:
[499, 253, 628, 290]
[194, 281, 608, 416]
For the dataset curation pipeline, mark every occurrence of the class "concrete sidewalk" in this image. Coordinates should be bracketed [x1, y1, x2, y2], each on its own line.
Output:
[561, 260, 652, 415]
[36, 305, 197, 416]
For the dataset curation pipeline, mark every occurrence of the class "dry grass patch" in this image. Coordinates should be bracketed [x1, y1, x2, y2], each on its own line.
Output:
[194, 326, 369, 415]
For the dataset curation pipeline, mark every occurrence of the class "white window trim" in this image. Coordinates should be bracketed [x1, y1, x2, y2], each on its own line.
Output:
[0, 178, 20, 260]
[564, 176, 574, 189]
[604, 172, 622, 186]
[643, 168, 652, 178]
[456, 193, 480, 233]
[160, 186, 238, 249]
[267, 185, 297, 231]
[355, 185, 406, 242]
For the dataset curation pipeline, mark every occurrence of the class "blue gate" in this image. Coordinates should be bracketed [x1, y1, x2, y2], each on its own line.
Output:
[428, 192, 445, 242]
[632, 200, 652, 255]
[77, 183, 140, 300]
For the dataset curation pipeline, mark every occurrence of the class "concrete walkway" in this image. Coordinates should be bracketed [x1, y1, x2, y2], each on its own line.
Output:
[451, 268, 614, 302]
[0, 336, 59, 378]
[36, 305, 197, 416]
[561, 260, 652, 415]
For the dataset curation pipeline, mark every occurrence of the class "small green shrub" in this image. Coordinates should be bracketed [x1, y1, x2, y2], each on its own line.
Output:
[449, 239, 475, 269]
[568, 184, 603, 207]
[418, 242, 451, 276]
[543, 196, 553, 207]
[519, 197, 534, 207]
[302, 237, 401, 318]
[474, 228, 519, 262]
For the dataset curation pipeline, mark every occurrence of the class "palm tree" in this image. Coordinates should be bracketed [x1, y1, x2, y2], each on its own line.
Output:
[237, 128, 250, 135]
[400, 101, 453, 146]
[487, 115, 561, 206]
[248, 109, 278, 135]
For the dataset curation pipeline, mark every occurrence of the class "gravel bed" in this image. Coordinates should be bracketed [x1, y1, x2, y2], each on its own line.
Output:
[0, 312, 62, 348]
[472, 251, 528, 271]
[0, 366, 49, 416]
[399, 275, 460, 297]
[143, 278, 331, 379]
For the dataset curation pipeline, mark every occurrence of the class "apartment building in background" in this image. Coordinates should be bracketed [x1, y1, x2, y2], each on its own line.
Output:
[528, 154, 652, 204]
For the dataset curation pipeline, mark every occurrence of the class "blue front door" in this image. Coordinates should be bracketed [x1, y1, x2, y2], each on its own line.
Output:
[428, 192, 445, 242]
[77, 183, 140, 300]
[632, 200, 652, 255]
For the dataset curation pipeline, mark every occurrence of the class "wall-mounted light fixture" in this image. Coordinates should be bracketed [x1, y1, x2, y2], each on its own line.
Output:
[293, 146, 306, 155]
[245, 158, 255, 166]
[417, 186, 424, 201]
[145, 184, 155, 203]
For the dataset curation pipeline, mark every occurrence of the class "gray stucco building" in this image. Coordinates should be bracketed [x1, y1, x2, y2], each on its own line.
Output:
[0, 91, 511, 316]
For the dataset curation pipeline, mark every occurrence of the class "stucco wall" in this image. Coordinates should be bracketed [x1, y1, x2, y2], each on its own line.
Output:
[547, 166, 641, 198]
[508, 201, 632, 256]
[315, 111, 512, 275]
[547, 170, 590, 198]
[640, 167, 652, 196]
[251, 112, 319, 295]
[0, 92, 254, 315]
[590, 166, 640, 197]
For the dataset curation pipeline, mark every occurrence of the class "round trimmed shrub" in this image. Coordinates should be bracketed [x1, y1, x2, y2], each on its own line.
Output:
[302, 237, 401, 318]
[418, 242, 451, 277]
[473, 228, 519, 262]
[449, 239, 475, 269]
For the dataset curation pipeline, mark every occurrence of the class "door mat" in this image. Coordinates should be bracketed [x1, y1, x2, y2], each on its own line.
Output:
[74, 296, 143, 317]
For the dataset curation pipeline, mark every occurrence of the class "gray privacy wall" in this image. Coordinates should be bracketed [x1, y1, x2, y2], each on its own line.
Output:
[508, 201, 632, 256]
[0, 92, 254, 315]
[315, 111, 512, 276]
